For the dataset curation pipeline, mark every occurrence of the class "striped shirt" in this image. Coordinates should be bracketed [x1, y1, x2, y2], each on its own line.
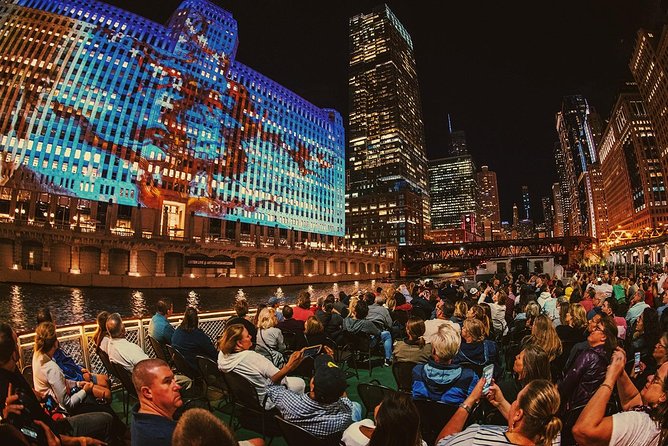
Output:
[437, 424, 560, 446]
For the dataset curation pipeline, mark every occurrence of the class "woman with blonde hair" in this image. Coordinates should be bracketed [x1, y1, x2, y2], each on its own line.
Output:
[437, 379, 562, 446]
[255, 307, 286, 367]
[523, 314, 562, 362]
[466, 304, 491, 337]
[452, 301, 468, 326]
[304, 315, 327, 346]
[454, 318, 500, 378]
[393, 317, 431, 364]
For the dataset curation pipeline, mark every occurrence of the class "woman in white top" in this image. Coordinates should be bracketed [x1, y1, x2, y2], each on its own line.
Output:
[255, 307, 286, 367]
[217, 323, 305, 409]
[342, 392, 426, 446]
[573, 348, 667, 446]
[488, 289, 508, 336]
[32, 322, 109, 411]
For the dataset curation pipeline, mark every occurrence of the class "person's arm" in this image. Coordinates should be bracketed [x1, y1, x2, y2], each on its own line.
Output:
[486, 382, 511, 419]
[45, 362, 85, 408]
[199, 330, 218, 360]
[608, 348, 643, 410]
[572, 349, 625, 446]
[436, 377, 485, 441]
[275, 329, 286, 352]
[270, 350, 304, 384]
[164, 322, 175, 343]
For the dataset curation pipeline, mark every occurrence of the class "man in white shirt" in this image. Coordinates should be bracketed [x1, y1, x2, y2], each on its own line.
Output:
[658, 263, 668, 294]
[106, 313, 149, 373]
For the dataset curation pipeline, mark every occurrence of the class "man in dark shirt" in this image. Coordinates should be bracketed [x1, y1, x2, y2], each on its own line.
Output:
[277, 305, 305, 333]
[130, 358, 183, 446]
[0, 323, 111, 445]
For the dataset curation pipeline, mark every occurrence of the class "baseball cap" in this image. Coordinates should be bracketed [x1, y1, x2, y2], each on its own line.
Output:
[468, 287, 478, 295]
[596, 277, 602, 283]
[267, 296, 281, 306]
[313, 355, 347, 402]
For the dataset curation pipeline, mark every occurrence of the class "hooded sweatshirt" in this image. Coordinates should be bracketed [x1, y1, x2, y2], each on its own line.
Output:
[217, 349, 283, 409]
[411, 360, 478, 404]
[537, 291, 558, 323]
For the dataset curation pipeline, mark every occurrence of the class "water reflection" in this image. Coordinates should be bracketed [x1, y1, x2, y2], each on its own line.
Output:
[275, 287, 284, 300]
[235, 289, 246, 302]
[131, 290, 147, 317]
[71, 289, 85, 323]
[10, 285, 26, 328]
[187, 290, 200, 309]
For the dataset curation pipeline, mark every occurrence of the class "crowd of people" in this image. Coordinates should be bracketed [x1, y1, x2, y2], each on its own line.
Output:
[2, 266, 668, 445]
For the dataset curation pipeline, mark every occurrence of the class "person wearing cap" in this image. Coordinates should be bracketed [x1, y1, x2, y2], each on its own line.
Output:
[467, 287, 480, 301]
[267, 296, 285, 323]
[266, 347, 362, 439]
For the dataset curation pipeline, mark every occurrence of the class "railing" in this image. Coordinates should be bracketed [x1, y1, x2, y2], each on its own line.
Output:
[16, 308, 258, 375]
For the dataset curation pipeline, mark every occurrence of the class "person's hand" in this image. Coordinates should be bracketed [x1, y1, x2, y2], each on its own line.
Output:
[485, 382, 507, 408]
[34, 421, 61, 446]
[3, 383, 24, 419]
[285, 350, 304, 370]
[322, 345, 334, 357]
[605, 347, 626, 381]
[465, 376, 486, 405]
[75, 437, 107, 446]
[82, 382, 94, 393]
[630, 360, 647, 378]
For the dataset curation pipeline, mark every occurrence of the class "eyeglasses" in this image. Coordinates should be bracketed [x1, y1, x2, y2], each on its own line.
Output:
[656, 342, 668, 350]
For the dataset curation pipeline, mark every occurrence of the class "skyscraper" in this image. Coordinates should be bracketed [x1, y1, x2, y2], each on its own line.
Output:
[541, 196, 554, 237]
[522, 185, 531, 220]
[347, 5, 429, 246]
[476, 166, 501, 240]
[552, 183, 565, 237]
[553, 142, 570, 235]
[429, 155, 477, 231]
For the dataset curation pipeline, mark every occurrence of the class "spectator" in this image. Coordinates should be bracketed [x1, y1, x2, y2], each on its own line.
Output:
[580, 287, 596, 314]
[632, 307, 661, 363]
[32, 322, 111, 410]
[172, 407, 263, 446]
[537, 289, 558, 324]
[130, 359, 182, 446]
[304, 316, 327, 346]
[554, 302, 587, 374]
[343, 300, 393, 366]
[573, 350, 668, 446]
[364, 293, 392, 331]
[226, 299, 257, 347]
[523, 314, 562, 362]
[393, 317, 431, 364]
[412, 324, 478, 404]
[602, 297, 627, 340]
[424, 301, 461, 343]
[410, 289, 434, 321]
[632, 331, 668, 390]
[565, 312, 603, 369]
[452, 301, 468, 327]
[453, 318, 500, 379]
[92, 311, 110, 352]
[171, 306, 217, 371]
[558, 314, 617, 413]
[106, 313, 149, 373]
[627, 288, 650, 326]
[316, 298, 343, 342]
[277, 305, 305, 333]
[293, 291, 314, 321]
[217, 324, 305, 409]
[266, 296, 284, 323]
[0, 323, 112, 445]
[466, 305, 491, 338]
[436, 379, 562, 446]
[267, 349, 361, 439]
[488, 289, 508, 335]
[586, 292, 606, 321]
[341, 392, 426, 446]
[498, 344, 551, 405]
[147, 299, 175, 345]
[334, 291, 349, 317]
[255, 307, 286, 368]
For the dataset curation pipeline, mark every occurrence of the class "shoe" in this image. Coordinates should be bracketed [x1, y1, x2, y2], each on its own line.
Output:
[383, 359, 391, 367]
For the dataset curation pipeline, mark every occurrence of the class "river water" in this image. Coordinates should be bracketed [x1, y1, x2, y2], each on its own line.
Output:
[0, 280, 394, 331]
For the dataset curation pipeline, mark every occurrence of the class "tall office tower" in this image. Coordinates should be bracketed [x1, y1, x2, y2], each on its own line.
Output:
[630, 28, 668, 177]
[429, 155, 477, 231]
[347, 5, 429, 246]
[541, 196, 554, 237]
[449, 130, 469, 156]
[588, 163, 609, 240]
[555, 95, 603, 237]
[521, 185, 531, 220]
[512, 204, 519, 227]
[553, 142, 571, 235]
[0, 0, 345, 239]
[552, 183, 565, 237]
[599, 85, 668, 233]
[476, 166, 501, 240]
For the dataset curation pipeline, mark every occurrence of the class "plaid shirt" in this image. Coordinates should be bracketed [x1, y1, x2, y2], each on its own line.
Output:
[266, 383, 356, 438]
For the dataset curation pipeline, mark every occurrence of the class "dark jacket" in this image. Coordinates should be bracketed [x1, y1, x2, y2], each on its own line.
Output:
[277, 318, 306, 333]
[558, 344, 609, 412]
[171, 327, 217, 372]
[316, 310, 343, 340]
[452, 340, 501, 379]
[412, 360, 478, 404]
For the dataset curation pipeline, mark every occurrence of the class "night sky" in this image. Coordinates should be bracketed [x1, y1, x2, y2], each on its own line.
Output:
[106, 0, 661, 222]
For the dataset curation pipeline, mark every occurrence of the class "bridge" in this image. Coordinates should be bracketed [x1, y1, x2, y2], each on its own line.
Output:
[398, 236, 596, 275]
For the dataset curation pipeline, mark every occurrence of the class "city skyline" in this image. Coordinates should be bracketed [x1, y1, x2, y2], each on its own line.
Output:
[105, 0, 665, 221]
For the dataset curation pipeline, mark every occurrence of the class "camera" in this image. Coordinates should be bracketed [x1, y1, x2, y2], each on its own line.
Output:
[7, 390, 48, 446]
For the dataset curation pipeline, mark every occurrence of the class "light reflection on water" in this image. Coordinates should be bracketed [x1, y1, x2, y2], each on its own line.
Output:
[0, 280, 392, 331]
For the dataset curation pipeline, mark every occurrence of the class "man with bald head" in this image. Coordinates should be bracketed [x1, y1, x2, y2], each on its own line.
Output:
[106, 313, 148, 373]
[131, 358, 183, 446]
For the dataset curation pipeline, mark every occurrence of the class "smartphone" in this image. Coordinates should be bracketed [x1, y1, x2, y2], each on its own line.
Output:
[634, 352, 641, 373]
[482, 364, 494, 394]
[303, 344, 322, 358]
[43, 394, 58, 412]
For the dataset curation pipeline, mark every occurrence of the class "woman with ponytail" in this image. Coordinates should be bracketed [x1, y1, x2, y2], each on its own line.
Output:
[436, 378, 561, 445]
[574, 348, 668, 446]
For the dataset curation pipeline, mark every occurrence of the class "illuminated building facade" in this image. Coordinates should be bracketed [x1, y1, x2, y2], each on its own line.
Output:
[347, 5, 429, 247]
[476, 165, 500, 240]
[552, 183, 565, 237]
[429, 154, 477, 232]
[0, 0, 345, 240]
[541, 196, 554, 237]
[599, 86, 667, 233]
[522, 185, 531, 221]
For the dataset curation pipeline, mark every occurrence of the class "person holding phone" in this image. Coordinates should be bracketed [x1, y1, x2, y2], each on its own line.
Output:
[265, 346, 362, 439]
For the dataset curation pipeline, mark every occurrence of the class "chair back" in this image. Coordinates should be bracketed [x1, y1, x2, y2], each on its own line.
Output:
[166, 344, 200, 380]
[21, 365, 33, 388]
[147, 335, 170, 363]
[357, 382, 398, 417]
[110, 361, 138, 398]
[196, 355, 228, 395]
[96, 348, 116, 378]
[392, 361, 416, 393]
[275, 415, 342, 446]
[414, 399, 459, 446]
[342, 330, 372, 352]
[282, 331, 306, 352]
[222, 371, 264, 412]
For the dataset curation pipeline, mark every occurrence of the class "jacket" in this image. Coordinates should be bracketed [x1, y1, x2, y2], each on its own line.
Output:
[412, 360, 478, 404]
[558, 344, 609, 412]
[452, 340, 501, 379]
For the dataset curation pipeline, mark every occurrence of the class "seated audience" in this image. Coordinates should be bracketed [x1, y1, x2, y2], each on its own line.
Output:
[364, 292, 393, 331]
[304, 316, 328, 346]
[626, 288, 650, 326]
[632, 307, 661, 363]
[226, 298, 257, 346]
[412, 324, 478, 404]
[0, 323, 112, 444]
[558, 314, 617, 413]
[266, 296, 284, 323]
[466, 305, 491, 338]
[632, 331, 668, 389]
[565, 312, 602, 369]
[343, 300, 393, 366]
[436, 379, 562, 446]
[498, 344, 551, 405]
[277, 305, 305, 333]
[217, 324, 305, 409]
[293, 291, 315, 321]
[267, 348, 361, 439]
[147, 299, 175, 345]
[453, 318, 501, 379]
[92, 311, 110, 353]
[255, 307, 286, 367]
[316, 297, 344, 342]
[522, 314, 562, 362]
[424, 301, 461, 343]
[393, 317, 431, 364]
[172, 408, 264, 446]
[452, 300, 468, 327]
[601, 297, 627, 340]
[341, 392, 426, 446]
[130, 359, 182, 446]
[171, 306, 217, 372]
[573, 349, 668, 446]
[106, 313, 149, 373]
